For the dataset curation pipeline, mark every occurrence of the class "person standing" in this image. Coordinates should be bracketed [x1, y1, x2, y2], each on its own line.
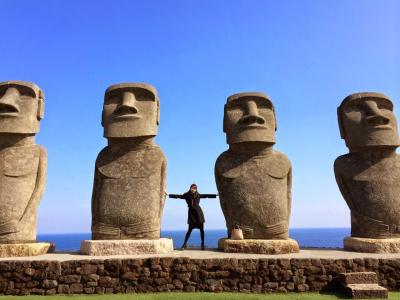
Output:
[169, 184, 217, 250]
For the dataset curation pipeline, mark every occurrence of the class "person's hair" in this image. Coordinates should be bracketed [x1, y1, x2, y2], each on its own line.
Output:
[190, 184, 197, 189]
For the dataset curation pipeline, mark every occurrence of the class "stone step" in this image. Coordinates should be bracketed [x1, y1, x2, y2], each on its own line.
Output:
[339, 272, 378, 285]
[344, 284, 388, 299]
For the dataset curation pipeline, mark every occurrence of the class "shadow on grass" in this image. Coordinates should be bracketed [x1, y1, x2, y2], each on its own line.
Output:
[320, 290, 349, 299]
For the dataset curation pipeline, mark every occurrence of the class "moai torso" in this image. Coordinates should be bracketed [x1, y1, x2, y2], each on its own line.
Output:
[0, 144, 46, 242]
[92, 143, 166, 239]
[0, 81, 47, 243]
[335, 152, 400, 238]
[216, 149, 291, 239]
[335, 92, 400, 239]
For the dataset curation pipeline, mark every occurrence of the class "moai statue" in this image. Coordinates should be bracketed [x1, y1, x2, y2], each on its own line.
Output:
[215, 92, 298, 253]
[335, 92, 400, 251]
[91, 83, 167, 240]
[0, 81, 47, 244]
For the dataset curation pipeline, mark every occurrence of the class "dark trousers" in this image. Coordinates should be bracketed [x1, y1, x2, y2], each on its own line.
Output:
[182, 223, 204, 247]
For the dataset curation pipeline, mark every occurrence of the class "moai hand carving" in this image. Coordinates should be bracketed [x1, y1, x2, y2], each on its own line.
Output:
[215, 92, 292, 239]
[0, 81, 47, 243]
[91, 83, 166, 240]
[335, 92, 400, 238]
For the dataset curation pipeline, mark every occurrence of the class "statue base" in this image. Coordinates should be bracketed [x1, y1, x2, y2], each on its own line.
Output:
[344, 236, 400, 253]
[0, 242, 52, 257]
[80, 238, 174, 256]
[218, 238, 299, 254]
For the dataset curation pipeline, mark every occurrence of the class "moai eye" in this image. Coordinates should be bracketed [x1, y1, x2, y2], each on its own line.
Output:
[18, 87, 36, 98]
[344, 101, 362, 113]
[104, 94, 121, 105]
[376, 99, 393, 111]
[135, 89, 156, 102]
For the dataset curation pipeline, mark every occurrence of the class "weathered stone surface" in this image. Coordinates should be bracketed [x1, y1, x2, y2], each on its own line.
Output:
[43, 279, 58, 289]
[344, 284, 388, 299]
[80, 239, 173, 255]
[218, 238, 299, 254]
[215, 92, 295, 241]
[338, 272, 378, 285]
[91, 83, 166, 240]
[0, 243, 51, 257]
[0, 81, 47, 244]
[335, 92, 400, 240]
[344, 237, 400, 253]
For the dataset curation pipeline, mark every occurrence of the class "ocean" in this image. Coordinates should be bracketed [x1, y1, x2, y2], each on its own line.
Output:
[37, 228, 350, 252]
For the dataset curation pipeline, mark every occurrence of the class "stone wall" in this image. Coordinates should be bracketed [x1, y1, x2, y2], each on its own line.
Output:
[0, 257, 400, 295]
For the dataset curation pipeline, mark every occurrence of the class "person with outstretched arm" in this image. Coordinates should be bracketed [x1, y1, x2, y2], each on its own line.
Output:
[169, 184, 217, 250]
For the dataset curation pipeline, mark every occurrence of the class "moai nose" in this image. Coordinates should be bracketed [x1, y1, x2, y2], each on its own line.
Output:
[364, 100, 390, 126]
[0, 87, 20, 113]
[240, 101, 266, 125]
[116, 92, 138, 115]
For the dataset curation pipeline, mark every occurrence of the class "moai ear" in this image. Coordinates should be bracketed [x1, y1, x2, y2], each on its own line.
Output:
[337, 107, 346, 139]
[273, 107, 277, 131]
[37, 98, 45, 121]
[223, 104, 227, 133]
[156, 99, 160, 125]
[101, 110, 105, 127]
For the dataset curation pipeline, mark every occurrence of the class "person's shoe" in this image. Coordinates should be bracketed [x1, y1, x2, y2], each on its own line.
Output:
[181, 244, 187, 250]
[201, 245, 205, 250]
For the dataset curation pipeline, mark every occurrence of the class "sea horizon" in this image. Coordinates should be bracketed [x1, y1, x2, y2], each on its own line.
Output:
[37, 227, 351, 252]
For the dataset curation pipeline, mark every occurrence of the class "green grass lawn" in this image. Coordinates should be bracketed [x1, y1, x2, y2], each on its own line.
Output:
[0, 293, 399, 299]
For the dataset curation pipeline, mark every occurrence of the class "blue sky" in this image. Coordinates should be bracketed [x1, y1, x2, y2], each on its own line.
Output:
[1, 0, 399, 233]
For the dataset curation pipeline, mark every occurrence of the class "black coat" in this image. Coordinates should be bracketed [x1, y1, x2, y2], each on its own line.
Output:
[169, 192, 217, 228]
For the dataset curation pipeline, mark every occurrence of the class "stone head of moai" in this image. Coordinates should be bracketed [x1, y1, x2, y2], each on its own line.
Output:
[0, 81, 44, 136]
[102, 83, 160, 139]
[223, 92, 276, 145]
[338, 92, 400, 151]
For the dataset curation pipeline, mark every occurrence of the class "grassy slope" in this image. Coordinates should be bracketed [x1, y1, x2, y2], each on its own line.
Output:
[0, 293, 399, 299]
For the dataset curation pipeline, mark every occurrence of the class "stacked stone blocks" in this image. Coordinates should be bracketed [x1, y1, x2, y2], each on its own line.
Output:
[0, 257, 399, 295]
